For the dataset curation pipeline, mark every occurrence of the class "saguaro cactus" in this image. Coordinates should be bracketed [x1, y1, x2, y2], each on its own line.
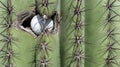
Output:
[0, 0, 120, 67]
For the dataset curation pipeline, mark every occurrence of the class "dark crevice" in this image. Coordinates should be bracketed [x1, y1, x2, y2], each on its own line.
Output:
[19, 15, 38, 37]
[21, 16, 33, 28]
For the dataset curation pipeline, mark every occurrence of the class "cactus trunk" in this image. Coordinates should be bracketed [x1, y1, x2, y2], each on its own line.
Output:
[0, 0, 120, 67]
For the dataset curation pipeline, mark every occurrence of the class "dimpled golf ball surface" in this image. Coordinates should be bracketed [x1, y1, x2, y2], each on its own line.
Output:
[31, 15, 42, 35]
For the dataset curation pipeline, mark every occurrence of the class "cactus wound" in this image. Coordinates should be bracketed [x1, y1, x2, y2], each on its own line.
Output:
[14, 0, 60, 38]
[15, 9, 60, 37]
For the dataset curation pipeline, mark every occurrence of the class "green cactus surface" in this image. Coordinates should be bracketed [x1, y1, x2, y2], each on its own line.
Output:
[0, 0, 120, 67]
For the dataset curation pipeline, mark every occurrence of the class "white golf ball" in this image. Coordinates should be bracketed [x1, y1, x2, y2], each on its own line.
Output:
[30, 15, 43, 35]
[45, 19, 54, 32]
[31, 15, 54, 35]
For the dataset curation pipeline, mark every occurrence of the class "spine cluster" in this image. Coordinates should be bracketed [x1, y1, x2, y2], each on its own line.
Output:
[35, 34, 51, 67]
[0, 0, 15, 67]
[39, 0, 54, 14]
[68, 0, 85, 67]
[102, 0, 120, 67]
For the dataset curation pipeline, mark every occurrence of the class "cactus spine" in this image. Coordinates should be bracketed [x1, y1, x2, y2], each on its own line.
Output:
[0, 0, 15, 67]
[0, 0, 120, 67]
[34, 0, 60, 67]
[85, 0, 120, 67]
[101, 0, 120, 67]
[60, 0, 85, 67]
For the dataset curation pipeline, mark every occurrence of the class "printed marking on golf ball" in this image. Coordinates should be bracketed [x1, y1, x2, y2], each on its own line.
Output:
[31, 15, 43, 35]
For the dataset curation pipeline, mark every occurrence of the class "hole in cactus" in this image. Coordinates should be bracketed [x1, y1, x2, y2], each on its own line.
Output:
[17, 10, 60, 37]
[16, 10, 38, 37]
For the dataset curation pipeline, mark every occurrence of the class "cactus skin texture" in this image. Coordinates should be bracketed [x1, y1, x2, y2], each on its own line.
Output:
[60, 0, 85, 67]
[0, 0, 60, 67]
[0, 0, 35, 67]
[0, 0, 120, 67]
[85, 0, 120, 67]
